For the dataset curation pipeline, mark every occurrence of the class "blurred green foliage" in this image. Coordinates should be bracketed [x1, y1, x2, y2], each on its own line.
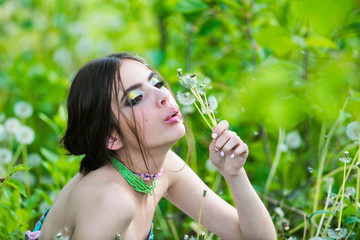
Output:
[1, 0, 360, 239]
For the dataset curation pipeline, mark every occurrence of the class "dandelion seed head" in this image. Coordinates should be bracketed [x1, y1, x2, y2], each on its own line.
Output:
[11, 171, 36, 186]
[180, 73, 198, 88]
[14, 101, 33, 119]
[0, 148, 12, 164]
[177, 68, 183, 77]
[328, 228, 347, 238]
[181, 106, 195, 115]
[207, 96, 218, 112]
[177, 91, 195, 106]
[279, 143, 288, 152]
[28, 153, 42, 167]
[15, 125, 35, 145]
[4, 117, 21, 134]
[274, 207, 284, 218]
[345, 187, 356, 197]
[346, 121, 360, 141]
[285, 131, 302, 149]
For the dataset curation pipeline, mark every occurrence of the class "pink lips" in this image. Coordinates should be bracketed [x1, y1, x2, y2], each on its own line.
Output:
[164, 106, 182, 124]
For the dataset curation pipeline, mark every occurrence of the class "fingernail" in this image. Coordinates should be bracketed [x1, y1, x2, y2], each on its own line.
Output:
[220, 151, 225, 157]
[230, 153, 235, 158]
[212, 133, 217, 139]
[215, 147, 219, 152]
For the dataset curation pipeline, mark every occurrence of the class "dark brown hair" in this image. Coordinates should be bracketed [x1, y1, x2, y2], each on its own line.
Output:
[61, 52, 194, 175]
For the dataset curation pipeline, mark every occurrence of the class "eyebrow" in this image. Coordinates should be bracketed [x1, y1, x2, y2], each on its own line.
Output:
[120, 72, 156, 102]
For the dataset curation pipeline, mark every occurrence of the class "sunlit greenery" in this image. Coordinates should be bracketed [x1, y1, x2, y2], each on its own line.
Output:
[1, 0, 360, 239]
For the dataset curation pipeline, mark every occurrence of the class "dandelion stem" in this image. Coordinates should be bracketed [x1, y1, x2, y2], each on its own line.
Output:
[338, 162, 346, 229]
[191, 88, 216, 127]
[264, 127, 285, 195]
[321, 148, 360, 237]
[197, 190, 207, 240]
[22, 146, 31, 195]
[7, 144, 24, 175]
[167, 216, 180, 240]
[316, 179, 333, 237]
[356, 145, 360, 205]
[192, 101, 213, 131]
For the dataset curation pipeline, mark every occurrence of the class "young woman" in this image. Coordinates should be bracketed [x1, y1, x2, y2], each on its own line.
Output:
[26, 53, 276, 240]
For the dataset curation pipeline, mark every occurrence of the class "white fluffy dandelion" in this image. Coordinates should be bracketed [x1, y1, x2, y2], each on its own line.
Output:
[14, 101, 33, 119]
[207, 96, 218, 112]
[327, 228, 347, 239]
[0, 148, 12, 164]
[279, 143, 288, 152]
[177, 91, 196, 106]
[28, 153, 41, 167]
[179, 73, 198, 88]
[15, 125, 35, 145]
[0, 124, 6, 141]
[285, 131, 302, 149]
[346, 121, 360, 141]
[4, 117, 21, 135]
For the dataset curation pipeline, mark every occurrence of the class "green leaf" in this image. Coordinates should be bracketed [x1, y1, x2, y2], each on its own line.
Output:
[40, 147, 59, 163]
[3, 179, 27, 197]
[306, 36, 338, 49]
[198, 19, 223, 35]
[309, 210, 335, 223]
[175, 0, 209, 14]
[38, 112, 61, 135]
[344, 216, 360, 225]
[9, 164, 31, 175]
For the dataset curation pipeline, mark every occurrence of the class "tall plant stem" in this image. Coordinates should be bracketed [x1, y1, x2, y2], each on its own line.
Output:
[316, 179, 333, 237]
[321, 148, 360, 237]
[264, 127, 285, 195]
[22, 146, 30, 195]
[260, 124, 272, 168]
[356, 145, 360, 205]
[197, 190, 207, 240]
[338, 162, 347, 229]
[311, 97, 348, 235]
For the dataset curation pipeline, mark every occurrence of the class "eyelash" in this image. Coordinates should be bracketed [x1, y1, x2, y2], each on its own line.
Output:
[125, 77, 166, 107]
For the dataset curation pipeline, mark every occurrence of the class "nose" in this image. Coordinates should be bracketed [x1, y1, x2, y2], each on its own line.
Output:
[156, 89, 170, 108]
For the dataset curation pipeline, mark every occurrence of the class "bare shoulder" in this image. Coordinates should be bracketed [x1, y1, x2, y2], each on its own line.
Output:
[163, 150, 190, 189]
[71, 176, 136, 239]
[165, 150, 188, 169]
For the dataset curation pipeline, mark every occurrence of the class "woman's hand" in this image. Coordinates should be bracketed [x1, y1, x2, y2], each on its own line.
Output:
[209, 120, 249, 177]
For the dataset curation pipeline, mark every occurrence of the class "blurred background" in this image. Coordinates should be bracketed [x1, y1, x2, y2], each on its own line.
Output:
[1, 0, 360, 239]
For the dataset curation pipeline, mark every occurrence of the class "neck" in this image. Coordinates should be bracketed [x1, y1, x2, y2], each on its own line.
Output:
[116, 146, 170, 174]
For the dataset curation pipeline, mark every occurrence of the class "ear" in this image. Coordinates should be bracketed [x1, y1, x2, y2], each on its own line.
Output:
[106, 135, 123, 150]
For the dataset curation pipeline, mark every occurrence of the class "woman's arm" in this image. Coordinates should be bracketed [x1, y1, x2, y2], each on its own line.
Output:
[165, 120, 276, 240]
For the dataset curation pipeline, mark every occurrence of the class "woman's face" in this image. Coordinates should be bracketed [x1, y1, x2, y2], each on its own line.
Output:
[116, 59, 185, 151]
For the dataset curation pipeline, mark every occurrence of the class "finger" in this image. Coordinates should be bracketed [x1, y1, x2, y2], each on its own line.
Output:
[221, 136, 243, 156]
[211, 120, 229, 140]
[230, 142, 249, 159]
[214, 131, 237, 153]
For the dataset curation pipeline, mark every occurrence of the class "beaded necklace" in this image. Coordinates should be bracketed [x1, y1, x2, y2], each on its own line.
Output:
[110, 157, 159, 195]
